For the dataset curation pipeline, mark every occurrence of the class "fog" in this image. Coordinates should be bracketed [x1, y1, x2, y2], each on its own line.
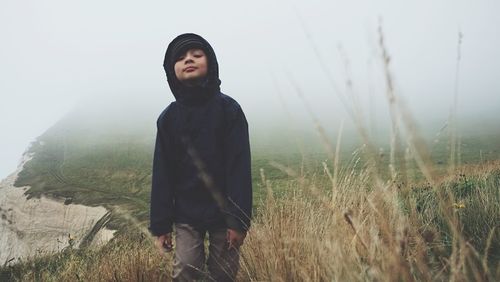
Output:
[1, 0, 500, 178]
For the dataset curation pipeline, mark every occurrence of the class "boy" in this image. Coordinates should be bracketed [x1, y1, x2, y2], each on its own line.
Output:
[149, 33, 252, 282]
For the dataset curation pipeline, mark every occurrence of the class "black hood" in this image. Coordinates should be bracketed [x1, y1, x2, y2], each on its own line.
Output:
[163, 33, 221, 106]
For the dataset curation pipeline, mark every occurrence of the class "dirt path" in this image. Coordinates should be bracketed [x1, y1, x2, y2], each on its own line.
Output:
[0, 151, 115, 266]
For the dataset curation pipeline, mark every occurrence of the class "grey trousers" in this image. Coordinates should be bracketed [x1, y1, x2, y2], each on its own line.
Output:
[172, 223, 240, 282]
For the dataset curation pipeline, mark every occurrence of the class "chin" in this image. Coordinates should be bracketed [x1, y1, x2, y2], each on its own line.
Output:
[181, 76, 206, 87]
[186, 74, 201, 80]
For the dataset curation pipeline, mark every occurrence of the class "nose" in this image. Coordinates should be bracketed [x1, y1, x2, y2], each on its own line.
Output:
[184, 54, 194, 64]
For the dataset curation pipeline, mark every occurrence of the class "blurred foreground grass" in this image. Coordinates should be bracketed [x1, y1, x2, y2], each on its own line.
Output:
[2, 158, 499, 281]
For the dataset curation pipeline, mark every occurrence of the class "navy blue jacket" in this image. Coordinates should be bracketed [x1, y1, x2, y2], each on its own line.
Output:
[149, 34, 252, 236]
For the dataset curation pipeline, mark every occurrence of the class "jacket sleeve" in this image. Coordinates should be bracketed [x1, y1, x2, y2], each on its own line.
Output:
[149, 116, 175, 236]
[223, 105, 253, 232]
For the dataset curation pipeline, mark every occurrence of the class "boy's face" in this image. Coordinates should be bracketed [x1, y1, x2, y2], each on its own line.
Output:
[174, 48, 208, 86]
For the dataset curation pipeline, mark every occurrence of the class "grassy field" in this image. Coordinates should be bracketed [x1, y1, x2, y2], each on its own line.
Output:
[1, 107, 499, 281]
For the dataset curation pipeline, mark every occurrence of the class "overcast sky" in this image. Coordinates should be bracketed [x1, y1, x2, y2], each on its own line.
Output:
[1, 0, 499, 179]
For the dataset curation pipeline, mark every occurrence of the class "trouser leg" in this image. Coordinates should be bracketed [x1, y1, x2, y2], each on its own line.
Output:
[172, 223, 206, 282]
[206, 228, 240, 282]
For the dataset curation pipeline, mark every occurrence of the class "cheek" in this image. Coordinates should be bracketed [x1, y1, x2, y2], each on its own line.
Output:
[200, 59, 209, 74]
[174, 64, 183, 78]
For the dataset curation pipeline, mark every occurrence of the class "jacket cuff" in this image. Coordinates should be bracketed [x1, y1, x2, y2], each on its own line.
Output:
[225, 214, 249, 232]
[148, 223, 173, 237]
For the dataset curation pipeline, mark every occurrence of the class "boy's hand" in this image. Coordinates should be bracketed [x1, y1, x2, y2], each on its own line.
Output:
[227, 229, 246, 250]
[156, 233, 173, 253]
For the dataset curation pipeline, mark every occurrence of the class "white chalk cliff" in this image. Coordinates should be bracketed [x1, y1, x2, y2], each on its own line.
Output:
[0, 151, 115, 266]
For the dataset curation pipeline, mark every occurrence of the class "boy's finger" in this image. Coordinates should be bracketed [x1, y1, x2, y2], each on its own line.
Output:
[228, 238, 241, 250]
[227, 236, 234, 250]
[163, 241, 173, 252]
[155, 237, 164, 248]
[155, 239, 166, 255]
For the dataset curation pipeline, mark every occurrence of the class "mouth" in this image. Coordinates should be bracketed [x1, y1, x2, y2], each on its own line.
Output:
[184, 66, 197, 72]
